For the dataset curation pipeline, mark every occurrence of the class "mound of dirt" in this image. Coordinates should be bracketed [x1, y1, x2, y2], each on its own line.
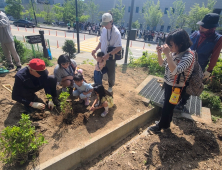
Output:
[80, 117, 222, 170]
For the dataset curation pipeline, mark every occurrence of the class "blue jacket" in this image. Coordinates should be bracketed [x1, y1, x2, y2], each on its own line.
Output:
[190, 31, 222, 71]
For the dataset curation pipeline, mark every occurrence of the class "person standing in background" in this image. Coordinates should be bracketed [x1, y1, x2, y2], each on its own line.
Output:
[92, 13, 122, 93]
[0, 11, 22, 71]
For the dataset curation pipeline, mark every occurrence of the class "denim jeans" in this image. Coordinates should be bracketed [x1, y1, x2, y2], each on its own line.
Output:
[94, 70, 103, 85]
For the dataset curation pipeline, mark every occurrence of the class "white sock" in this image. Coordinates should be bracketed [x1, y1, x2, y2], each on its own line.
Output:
[104, 106, 108, 113]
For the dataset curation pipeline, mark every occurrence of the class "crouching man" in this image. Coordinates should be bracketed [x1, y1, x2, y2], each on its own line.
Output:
[12, 58, 59, 112]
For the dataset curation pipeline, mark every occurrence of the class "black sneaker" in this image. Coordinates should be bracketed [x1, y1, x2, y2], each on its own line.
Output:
[16, 66, 22, 71]
[147, 124, 161, 134]
[7, 65, 14, 70]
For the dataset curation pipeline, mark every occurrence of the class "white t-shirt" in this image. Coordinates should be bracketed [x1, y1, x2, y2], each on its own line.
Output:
[100, 25, 122, 54]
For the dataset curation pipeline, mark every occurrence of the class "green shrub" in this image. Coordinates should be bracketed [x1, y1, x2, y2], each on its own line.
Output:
[62, 40, 76, 58]
[0, 45, 4, 62]
[200, 91, 222, 110]
[209, 96, 222, 110]
[129, 51, 165, 77]
[59, 90, 72, 114]
[1, 38, 53, 66]
[14, 38, 26, 58]
[0, 114, 48, 165]
[206, 58, 222, 92]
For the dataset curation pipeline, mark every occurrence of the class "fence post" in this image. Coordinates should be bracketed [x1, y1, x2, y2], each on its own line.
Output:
[31, 44, 36, 58]
[37, 43, 40, 52]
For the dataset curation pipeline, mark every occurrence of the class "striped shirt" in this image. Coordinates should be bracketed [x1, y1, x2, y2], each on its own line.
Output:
[162, 49, 195, 87]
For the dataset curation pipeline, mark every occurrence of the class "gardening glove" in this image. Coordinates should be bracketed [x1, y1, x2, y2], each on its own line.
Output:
[31, 102, 45, 110]
[203, 71, 211, 80]
[48, 101, 55, 110]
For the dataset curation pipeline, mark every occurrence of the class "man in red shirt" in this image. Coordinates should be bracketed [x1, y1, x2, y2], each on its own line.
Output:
[177, 13, 222, 111]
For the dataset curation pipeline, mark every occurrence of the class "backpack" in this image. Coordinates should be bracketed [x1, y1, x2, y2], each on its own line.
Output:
[186, 51, 204, 96]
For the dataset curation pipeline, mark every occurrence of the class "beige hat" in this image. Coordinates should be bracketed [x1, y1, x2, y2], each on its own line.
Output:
[101, 13, 113, 26]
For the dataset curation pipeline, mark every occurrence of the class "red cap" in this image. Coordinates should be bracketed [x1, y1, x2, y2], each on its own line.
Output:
[28, 58, 46, 71]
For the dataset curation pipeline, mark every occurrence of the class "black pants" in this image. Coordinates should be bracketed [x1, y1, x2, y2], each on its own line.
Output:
[106, 60, 116, 88]
[158, 83, 189, 129]
[23, 75, 57, 106]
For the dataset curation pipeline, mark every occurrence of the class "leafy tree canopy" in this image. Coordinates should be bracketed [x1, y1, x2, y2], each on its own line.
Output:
[142, 0, 163, 30]
[5, 0, 24, 19]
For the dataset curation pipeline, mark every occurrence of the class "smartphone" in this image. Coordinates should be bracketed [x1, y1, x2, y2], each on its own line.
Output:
[158, 39, 161, 46]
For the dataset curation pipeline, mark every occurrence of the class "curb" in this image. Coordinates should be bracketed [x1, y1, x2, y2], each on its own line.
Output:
[34, 107, 159, 170]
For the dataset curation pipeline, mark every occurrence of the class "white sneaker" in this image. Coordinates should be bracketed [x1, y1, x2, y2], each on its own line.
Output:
[108, 87, 113, 93]
[101, 111, 108, 117]
[62, 88, 67, 92]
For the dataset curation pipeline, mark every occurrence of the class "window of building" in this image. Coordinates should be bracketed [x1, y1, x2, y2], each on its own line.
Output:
[164, 8, 168, 14]
[167, 26, 171, 32]
[128, 6, 131, 13]
[140, 24, 143, 29]
[136, 7, 139, 13]
[127, 23, 129, 27]
[160, 25, 164, 31]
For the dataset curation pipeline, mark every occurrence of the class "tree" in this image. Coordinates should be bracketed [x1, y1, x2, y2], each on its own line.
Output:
[187, 0, 217, 31]
[79, 15, 90, 22]
[22, 0, 41, 21]
[62, 40, 76, 58]
[111, 0, 125, 25]
[5, 0, 24, 19]
[40, 4, 54, 24]
[86, 0, 99, 23]
[167, 0, 186, 30]
[52, 3, 64, 22]
[63, 0, 87, 23]
[132, 20, 140, 29]
[142, 0, 163, 31]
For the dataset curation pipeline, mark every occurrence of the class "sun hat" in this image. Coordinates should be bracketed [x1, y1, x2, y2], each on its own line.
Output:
[101, 13, 113, 26]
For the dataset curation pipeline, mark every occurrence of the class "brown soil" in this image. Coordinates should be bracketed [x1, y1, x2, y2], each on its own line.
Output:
[79, 117, 222, 170]
[0, 64, 149, 169]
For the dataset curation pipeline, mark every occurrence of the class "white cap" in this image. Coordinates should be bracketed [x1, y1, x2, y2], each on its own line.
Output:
[101, 13, 112, 26]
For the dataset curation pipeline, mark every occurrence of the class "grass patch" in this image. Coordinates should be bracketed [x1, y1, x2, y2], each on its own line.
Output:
[128, 50, 165, 77]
